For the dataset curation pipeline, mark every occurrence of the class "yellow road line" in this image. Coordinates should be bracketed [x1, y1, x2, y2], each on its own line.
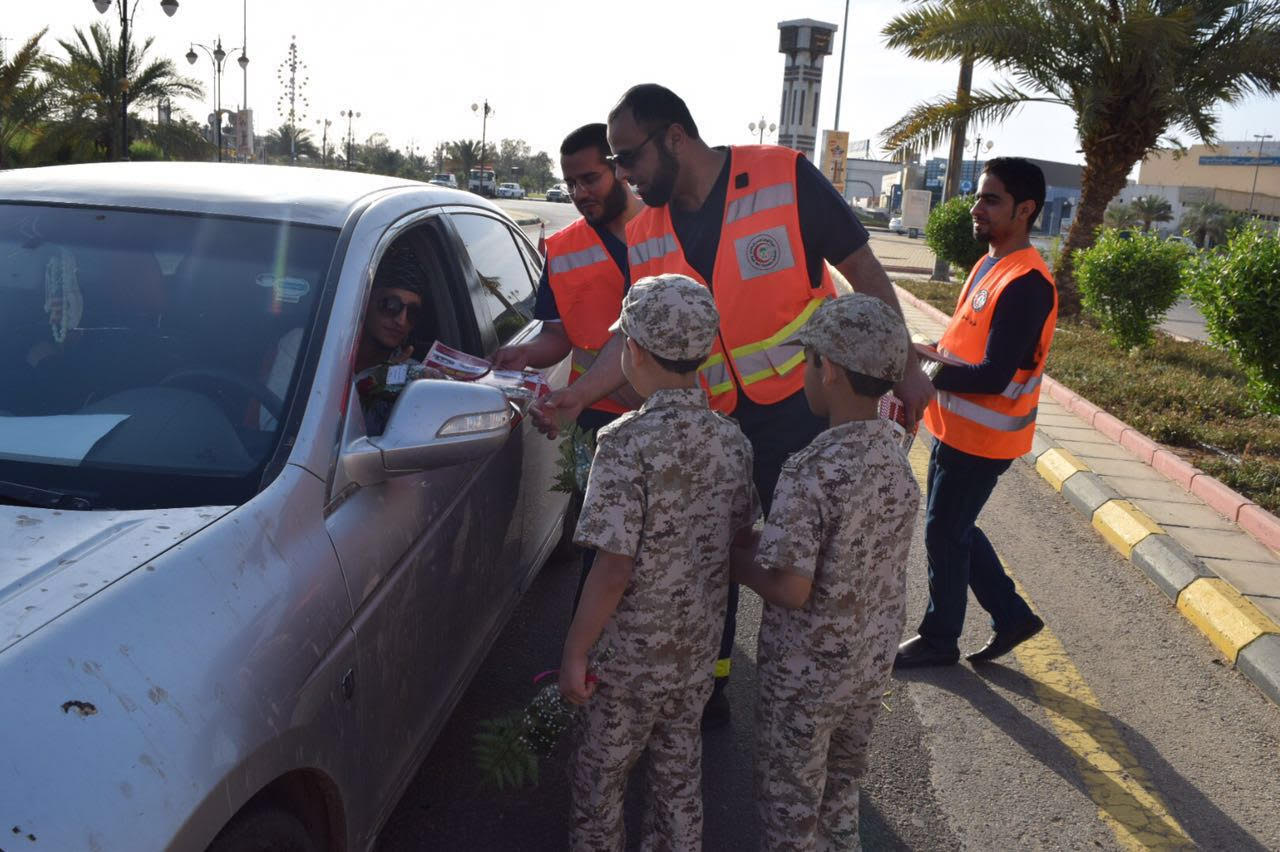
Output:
[907, 440, 1192, 849]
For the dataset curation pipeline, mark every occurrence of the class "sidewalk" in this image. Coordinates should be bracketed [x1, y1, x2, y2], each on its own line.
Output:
[895, 286, 1280, 707]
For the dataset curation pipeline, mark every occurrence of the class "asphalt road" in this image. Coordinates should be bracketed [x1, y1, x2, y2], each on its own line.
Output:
[375, 431, 1280, 850]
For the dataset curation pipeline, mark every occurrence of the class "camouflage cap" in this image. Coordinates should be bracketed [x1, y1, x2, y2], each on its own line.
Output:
[609, 273, 719, 361]
[786, 293, 908, 382]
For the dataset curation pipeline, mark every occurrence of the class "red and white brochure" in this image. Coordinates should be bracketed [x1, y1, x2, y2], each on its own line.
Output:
[913, 341, 969, 367]
[422, 341, 550, 409]
[878, 393, 918, 453]
[422, 341, 492, 381]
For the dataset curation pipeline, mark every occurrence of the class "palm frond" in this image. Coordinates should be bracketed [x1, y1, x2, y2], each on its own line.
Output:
[881, 83, 1067, 152]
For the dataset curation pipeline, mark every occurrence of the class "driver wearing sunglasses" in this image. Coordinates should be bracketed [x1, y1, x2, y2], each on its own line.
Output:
[355, 244, 428, 375]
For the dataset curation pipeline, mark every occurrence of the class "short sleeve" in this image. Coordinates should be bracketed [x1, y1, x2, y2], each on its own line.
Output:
[532, 264, 560, 321]
[755, 461, 822, 580]
[573, 429, 644, 557]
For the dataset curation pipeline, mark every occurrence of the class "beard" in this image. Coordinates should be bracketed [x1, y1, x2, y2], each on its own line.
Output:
[585, 177, 630, 226]
[638, 143, 679, 207]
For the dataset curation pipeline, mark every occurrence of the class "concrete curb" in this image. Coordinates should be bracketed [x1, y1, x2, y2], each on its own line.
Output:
[512, 215, 542, 226]
[894, 283, 1280, 706]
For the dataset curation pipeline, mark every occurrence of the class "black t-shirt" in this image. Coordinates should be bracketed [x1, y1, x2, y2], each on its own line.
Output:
[667, 147, 869, 289]
[533, 223, 630, 321]
[933, 260, 1054, 395]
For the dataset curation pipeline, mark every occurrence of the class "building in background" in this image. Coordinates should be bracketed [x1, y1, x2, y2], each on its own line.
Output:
[1122, 140, 1280, 233]
[776, 19, 837, 162]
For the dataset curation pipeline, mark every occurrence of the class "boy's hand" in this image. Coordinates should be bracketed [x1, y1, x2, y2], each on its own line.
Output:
[558, 653, 595, 706]
[531, 387, 584, 439]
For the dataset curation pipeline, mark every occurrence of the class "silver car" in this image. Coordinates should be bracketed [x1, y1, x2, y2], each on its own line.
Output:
[0, 163, 570, 850]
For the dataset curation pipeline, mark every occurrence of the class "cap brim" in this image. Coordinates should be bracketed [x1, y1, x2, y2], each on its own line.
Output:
[781, 329, 808, 348]
[608, 316, 624, 335]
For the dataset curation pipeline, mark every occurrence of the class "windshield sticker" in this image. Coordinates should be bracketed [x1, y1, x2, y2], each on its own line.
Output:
[255, 273, 311, 303]
[0, 414, 129, 466]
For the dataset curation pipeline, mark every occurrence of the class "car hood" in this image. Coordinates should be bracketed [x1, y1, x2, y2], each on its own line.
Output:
[0, 505, 232, 653]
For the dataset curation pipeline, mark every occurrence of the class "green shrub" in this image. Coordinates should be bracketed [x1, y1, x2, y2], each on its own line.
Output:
[127, 140, 164, 161]
[924, 195, 986, 274]
[1185, 224, 1280, 413]
[1075, 229, 1186, 350]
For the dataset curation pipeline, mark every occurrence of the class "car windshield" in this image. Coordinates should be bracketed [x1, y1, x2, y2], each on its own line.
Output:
[0, 203, 339, 510]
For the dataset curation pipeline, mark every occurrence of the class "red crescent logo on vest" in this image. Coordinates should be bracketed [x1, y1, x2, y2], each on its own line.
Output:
[972, 288, 990, 312]
[746, 233, 782, 272]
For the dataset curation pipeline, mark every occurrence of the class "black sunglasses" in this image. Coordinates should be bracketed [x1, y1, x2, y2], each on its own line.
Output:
[376, 294, 423, 324]
[606, 124, 670, 169]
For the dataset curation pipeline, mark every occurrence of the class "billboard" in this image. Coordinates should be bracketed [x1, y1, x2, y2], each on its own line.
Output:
[820, 130, 849, 194]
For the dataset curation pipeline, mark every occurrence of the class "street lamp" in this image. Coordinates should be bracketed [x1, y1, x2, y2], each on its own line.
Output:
[316, 118, 332, 167]
[749, 116, 777, 145]
[967, 136, 994, 191]
[471, 99, 494, 193]
[92, 0, 179, 160]
[1248, 133, 1274, 216]
[186, 37, 242, 163]
[341, 109, 361, 170]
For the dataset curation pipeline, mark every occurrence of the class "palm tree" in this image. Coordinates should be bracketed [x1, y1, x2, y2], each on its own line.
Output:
[43, 22, 202, 161]
[1103, 202, 1140, 230]
[1181, 200, 1248, 248]
[0, 29, 51, 169]
[447, 138, 496, 183]
[1131, 194, 1174, 232]
[265, 123, 319, 163]
[881, 0, 1280, 315]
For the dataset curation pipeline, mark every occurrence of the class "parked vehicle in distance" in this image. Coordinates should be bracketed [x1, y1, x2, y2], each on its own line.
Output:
[497, 182, 525, 199]
[545, 184, 571, 203]
[1167, 234, 1197, 249]
[430, 172, 458, 188]
[889, 215, 906, 235]
[0, 162, 570, 851]
[467, 167, 497, 196]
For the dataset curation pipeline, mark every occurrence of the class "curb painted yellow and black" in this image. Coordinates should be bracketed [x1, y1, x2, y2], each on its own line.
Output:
[1021, 432, 1280, 707]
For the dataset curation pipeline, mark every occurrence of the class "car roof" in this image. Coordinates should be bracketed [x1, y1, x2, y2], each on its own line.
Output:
[0, 161, 493, 228]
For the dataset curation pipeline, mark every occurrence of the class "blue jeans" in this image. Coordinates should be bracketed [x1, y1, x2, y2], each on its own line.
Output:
[918, 438, 1035, 647]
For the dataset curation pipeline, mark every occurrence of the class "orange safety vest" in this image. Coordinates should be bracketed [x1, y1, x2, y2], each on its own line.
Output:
[625, 145, 836, 413]
[923, 247, 1058, 459]
[544, 218, 631, 415]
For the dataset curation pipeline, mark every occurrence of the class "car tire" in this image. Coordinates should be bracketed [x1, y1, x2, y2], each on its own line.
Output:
[207, 806, 318, 852]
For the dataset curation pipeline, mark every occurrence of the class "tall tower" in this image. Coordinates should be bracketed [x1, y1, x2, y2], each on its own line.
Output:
[777, 18, 837, 160]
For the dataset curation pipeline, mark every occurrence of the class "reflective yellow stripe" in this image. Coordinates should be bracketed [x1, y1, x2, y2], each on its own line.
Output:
[729, 297, 825, 360]
[725, 297, 825, 386]
[571, 346, 599, 376]
[714, 658, 732, 678]
[739, 349, 806, 385]
[698, 353, 734, 396]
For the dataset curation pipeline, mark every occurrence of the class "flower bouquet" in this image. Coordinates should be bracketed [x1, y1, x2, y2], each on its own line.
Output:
[550, 422, 596, 496]
[472, 649, 611, 791]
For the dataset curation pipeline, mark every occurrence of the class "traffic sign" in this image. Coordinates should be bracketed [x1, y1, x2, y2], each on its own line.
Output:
[960, 179, 973, 193]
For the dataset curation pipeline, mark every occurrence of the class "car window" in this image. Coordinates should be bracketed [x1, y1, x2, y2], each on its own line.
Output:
[0, 203, 338, 509]
[449, 213, 536, 348]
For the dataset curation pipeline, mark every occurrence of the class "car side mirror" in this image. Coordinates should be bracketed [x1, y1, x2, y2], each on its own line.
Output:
[341, 379, 513, 486]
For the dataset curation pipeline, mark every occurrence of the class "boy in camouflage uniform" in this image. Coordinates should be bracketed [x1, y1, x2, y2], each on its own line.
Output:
[733, 293, 920, 851]
[559, 274, 759, 852]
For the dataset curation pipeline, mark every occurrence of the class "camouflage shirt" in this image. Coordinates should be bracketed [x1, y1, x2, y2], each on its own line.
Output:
[756, 419, 919, 685]
[574, 387, 759, 696]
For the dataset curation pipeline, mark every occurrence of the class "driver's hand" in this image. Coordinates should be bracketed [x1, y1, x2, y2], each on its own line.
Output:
[531, 387, 584, 439]
[491, 345, 529, 371]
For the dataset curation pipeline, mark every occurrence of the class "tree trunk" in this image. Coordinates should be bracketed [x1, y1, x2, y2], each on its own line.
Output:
[933, 56, 974, 283]
[1055, 152, 1138, 317]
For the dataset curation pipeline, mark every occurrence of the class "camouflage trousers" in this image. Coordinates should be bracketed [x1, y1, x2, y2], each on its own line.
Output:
[568, 679, 711, 852]
[754, 663, 891, 852]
